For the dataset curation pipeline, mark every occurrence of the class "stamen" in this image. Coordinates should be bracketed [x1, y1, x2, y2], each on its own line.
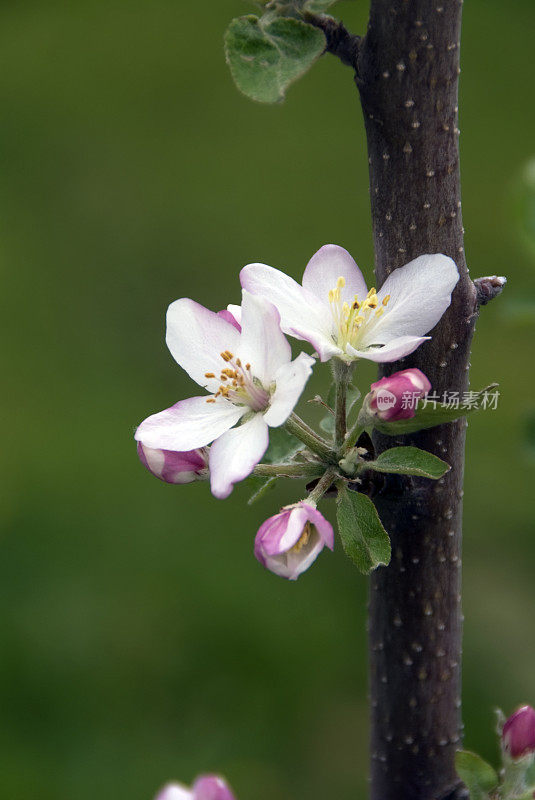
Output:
[290, 522, 312, 554]
[204, 372, 215, 378]
[382, 294, 391, 306]
[336, 276, 346, 289]
[206, 398, 216, 403]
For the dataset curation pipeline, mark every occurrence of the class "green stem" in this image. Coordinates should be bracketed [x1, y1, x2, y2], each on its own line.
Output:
[253, 462, 325, 479]
[340, 420, 365, 457]
[306, 468, 337, 505]
[285, 413, 334, 463]
[332, 359, 353, 448]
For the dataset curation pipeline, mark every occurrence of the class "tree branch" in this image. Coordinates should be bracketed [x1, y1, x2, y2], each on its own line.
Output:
[474, 274, 507, 306]
[303, 12, 360, 69]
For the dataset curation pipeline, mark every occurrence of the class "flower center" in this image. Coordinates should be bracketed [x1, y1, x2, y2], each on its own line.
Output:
[328, 276, 390, 351]
[204, 351, 270, 412]
[289, 522, 312, 554]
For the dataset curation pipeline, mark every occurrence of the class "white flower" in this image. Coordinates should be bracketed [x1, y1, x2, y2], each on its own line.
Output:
[239, 244, 459, 363]
[135, 290, 314, 499]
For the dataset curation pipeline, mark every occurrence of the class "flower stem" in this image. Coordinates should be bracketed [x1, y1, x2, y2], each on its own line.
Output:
[253, 462, 325, 479]
[285, 413, 334, 463]
[332, 359, 353, 448]
[306, 468, 337, 505]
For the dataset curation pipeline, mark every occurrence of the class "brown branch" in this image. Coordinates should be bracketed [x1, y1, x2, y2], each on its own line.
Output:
[474, 274, 507, 306]
[303, 12, 360, 68]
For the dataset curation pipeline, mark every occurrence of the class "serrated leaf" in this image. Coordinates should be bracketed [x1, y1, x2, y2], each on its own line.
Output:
[455, 751, 498, 800]
[224, 14, 326, 104]
[263, 426, 303, 463]
[247, 476, 278, 505]
[373, 384, 499, 436]
[336, 488, 391, 574]
[368, 446, 450, 480]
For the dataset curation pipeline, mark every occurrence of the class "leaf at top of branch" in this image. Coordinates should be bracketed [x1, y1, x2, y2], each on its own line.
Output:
[367, 446, 450, 480]
[454, 750, 498, 800]
[224, 14, 326, 104]
[336, 487, 391, 574]
[372, 384, 499, 436]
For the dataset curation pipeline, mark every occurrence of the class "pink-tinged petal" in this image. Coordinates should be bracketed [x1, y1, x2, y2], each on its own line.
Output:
[193, 775, 236, 800]
[240, 263, 332, 344]
[502, 706, 535, 760]
[209, 413, 269, 499]
[237, 290, 291, 385]
[226, 304, 242, 325]
[263, 352, 315, 427]
[254, 502, 333, 580]
[154, 784, 193, 800]
[217, 309, 241, 332]
[166, 299, 241, 391]
[288, 325, 342, 363]
[346, 335, 430, 363]
[370, 253, 459, 341]
[135, 396, 245, 451]
[137, 442, 209, 484]
[302, 244, 368, 305]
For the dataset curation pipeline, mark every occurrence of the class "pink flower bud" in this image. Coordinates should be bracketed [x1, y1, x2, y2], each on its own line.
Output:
[192, 775, 236, 800]
[367, 368, 431, 421]
[254, 501, 334, 580]
[154, 784, 192, 800]
[502, 706, 535, 760]
[137, 442, 209, 484]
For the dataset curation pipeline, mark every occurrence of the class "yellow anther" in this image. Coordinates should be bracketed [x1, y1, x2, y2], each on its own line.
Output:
[342, 301, 350, 316]
[236, 358, 242, 367]
[382, 294, 391, 306]
[206, 398, 216, 403]
[204, 372, 216, 379]
[290, 523, 312, 554]
[375, 307, 384, 318]
[245, 363, 251, 370]
[336, 276, 346, 289]
[328, 289, 334, 302]
[352, 300, 360, 310]
[367, 287, 376, 297]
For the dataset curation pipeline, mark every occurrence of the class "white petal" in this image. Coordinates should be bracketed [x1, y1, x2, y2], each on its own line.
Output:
[135, 396, 245, 451]
[226, 304, 242, 324]
[166, 299, 241, 391]
[209, 414, 269, 499]
[263, 352, 315, 427]
[240, 263, 332, 343]
[346, 335, 430, 363]
[369, 253, 459, 341]
[302, 244, 368, 304]
[237, 290, 291, 385]
[154, 784, 192, 800]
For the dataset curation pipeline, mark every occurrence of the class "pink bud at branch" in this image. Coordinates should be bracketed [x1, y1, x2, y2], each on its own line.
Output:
[137, 442, 209, 484]
[155, 775, 236, 800]
[254, 501, 334, 580]
[366, 368, 431, 422]
[502, 705, 535, 760]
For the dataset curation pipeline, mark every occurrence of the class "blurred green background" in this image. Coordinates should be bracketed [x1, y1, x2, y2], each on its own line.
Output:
[1, 1, 534, 798]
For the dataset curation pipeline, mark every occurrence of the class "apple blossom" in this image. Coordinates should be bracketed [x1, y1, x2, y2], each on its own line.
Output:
[137, 442, 209, 484]
[135, 289, 315, 500]
[155, 775, 236, 800]
[366, 368, 431, 422]
[502, 705, 535, 760]
[240, 244, 459, 363]
[254, 501, 334, 580]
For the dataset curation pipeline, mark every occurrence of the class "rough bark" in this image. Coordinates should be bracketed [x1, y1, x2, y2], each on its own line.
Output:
[354, 2, 477, 798]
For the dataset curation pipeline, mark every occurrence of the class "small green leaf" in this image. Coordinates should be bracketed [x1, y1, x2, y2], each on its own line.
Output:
[336, 487, 391, 574]
[373, 384, 499, 436]
[263, 426, 303, 463]
[455, 750, 498, 800]
[247, 476, 278, 505]
[224, 14, 326, 104]
[368, 446, 450, 480]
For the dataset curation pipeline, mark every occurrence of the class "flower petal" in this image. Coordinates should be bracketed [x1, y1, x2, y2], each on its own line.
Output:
[346, 335, 430, 363]
[240, 262, 332, 345]
[166, 299, 241, 391]
[369, 253, 459, 342]
[135, 396, 245, 451]
[154, 784, 192, 800]
[209, 413, 269, 499]
[193, 776, 236, 800]
[217, 309, 241, 332]
[263, 352, 315, 427]
[237, 290, 291, 386]
[302, 244, 368, 304]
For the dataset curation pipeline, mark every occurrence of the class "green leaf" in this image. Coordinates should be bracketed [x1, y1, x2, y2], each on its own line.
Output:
[368, 446, 450, 480]
[247, 476, 278, 505]
[262, 426, 303, 463]
[372, 384, 499, 436]
[455, 750, 498, 800]
[224, 14, 326, 104]
[336, 488, 391, 574]
[320, 383, 361, 436]
[303, 0, 341, 11]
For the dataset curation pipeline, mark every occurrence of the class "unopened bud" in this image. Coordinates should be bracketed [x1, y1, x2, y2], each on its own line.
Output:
[154, 775, 236, 800]
[502, 705, 535, 760]
[137, 442, 209, 484]
[366, 368, 431, 422]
